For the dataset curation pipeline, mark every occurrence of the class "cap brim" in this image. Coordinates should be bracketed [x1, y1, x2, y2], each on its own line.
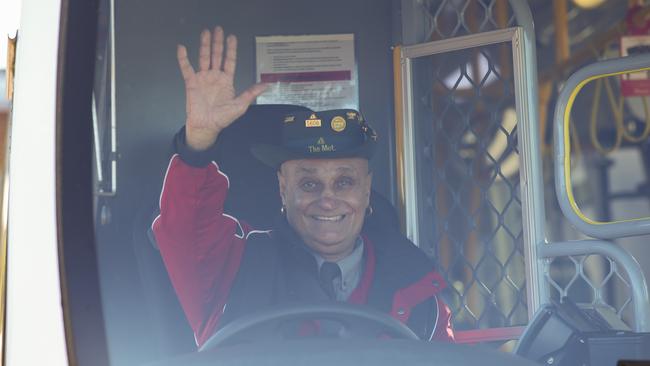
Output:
[251, 141, 376, 169]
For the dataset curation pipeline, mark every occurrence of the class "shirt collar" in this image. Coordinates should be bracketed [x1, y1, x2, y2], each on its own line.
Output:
[273, 216, 364, 292]
[313, 237, 364, 292]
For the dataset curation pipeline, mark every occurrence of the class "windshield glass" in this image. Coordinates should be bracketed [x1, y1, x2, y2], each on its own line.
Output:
[80, 1, 650, 365]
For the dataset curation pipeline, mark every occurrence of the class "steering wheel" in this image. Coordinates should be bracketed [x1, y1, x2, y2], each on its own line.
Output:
[198, 303, 420, 351]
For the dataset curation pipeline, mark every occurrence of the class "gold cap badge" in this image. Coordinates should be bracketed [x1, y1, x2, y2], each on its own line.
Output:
[331, 116, 346, 132]
[305, 114, 322, 128]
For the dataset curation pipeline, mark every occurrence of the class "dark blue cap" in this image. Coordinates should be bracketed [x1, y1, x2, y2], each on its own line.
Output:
[251, 109, 377, 169]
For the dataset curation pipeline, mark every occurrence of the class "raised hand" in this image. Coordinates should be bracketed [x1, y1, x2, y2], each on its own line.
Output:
[177, 26, 267, 150]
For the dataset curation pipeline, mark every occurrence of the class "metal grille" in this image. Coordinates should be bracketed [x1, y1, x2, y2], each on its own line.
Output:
[420, 0, 516, 42]
[406, 0, 527, 333]
[546, 254, 634, 327]
[406, 0, 640, 334]
[410, 48, 528, 332]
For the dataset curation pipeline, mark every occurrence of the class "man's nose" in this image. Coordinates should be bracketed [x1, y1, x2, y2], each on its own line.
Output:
[317, 188, 338, 209]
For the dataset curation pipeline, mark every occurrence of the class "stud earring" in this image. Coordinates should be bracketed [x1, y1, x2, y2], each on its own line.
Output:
[366, 205, 373, 216]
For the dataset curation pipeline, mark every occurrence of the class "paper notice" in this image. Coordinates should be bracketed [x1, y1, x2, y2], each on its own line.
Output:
[255, 34, 358, 110]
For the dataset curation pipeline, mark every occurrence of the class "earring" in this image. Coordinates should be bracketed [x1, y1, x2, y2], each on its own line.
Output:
[366, 205, 373, 216]
[281, 205, 286, 214]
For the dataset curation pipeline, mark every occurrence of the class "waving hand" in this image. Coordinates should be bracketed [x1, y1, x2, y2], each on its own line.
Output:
[177, 26, 267, 150]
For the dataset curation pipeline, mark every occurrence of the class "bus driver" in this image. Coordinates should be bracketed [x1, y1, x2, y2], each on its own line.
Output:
[153, 26, 455, 347]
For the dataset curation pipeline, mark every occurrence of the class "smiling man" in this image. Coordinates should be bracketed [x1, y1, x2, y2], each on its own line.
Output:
[153, 27, 454, 348]
[279, 158, 372, 263]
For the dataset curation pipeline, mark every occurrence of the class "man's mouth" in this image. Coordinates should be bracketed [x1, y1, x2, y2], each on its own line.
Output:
[311, 214, 345, 222]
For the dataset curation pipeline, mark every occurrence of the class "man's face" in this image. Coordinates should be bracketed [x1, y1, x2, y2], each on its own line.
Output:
[278, 158, 372, 262]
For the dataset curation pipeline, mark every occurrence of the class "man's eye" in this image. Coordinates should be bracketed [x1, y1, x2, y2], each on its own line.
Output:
[301, 181, 319, 191]
[336, 177, 355, 189]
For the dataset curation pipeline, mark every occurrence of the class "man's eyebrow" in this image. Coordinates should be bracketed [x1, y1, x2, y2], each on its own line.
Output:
[336, 166, 356, 173]
[295, 166, 317, 174]
[293, 165, 361, 174]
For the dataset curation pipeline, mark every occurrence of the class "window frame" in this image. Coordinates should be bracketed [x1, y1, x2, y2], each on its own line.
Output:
[56, 0, 110, 364]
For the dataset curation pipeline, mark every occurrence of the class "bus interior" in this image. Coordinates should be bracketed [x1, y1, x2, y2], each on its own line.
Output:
[19, 0, 650, 365]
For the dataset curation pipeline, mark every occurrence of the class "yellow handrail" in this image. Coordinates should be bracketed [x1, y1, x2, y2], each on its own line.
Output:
[564, 67, 650, 226]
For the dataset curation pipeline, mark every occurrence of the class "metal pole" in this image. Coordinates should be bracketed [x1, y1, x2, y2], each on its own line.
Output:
[554, 55, 650, 238]
[508, 0, 550, 318]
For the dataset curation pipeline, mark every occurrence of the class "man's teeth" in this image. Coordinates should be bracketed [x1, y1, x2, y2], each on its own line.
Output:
[313, 215, 344, 221]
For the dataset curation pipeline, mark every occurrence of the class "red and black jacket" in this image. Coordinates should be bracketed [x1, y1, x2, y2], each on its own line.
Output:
[153, 153, 455, 348]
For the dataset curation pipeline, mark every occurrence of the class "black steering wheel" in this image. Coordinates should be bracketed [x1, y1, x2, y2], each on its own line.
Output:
[198, 303, 420, 351]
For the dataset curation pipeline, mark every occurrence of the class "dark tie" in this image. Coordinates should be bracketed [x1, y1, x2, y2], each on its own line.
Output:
[319, 261, 342, 300]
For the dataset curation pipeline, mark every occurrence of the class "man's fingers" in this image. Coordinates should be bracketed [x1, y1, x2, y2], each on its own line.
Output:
[199, 29, 211, 71]
[235, 83, 268, 106]
[211, 26, 224, 70]
[176, 45, 195, 80]
[223, 34, 237, 78]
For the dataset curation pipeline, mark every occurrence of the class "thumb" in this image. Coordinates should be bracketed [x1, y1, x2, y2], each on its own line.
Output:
[235, 83, 268, 106]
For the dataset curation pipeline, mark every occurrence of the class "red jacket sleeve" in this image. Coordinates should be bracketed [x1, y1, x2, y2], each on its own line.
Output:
[152, 154, 249, 346]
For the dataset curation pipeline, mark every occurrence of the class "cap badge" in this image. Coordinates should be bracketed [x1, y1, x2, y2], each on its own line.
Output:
[331, 116, 346, 132]
[284, 115, 295, 123]
[308, 137, 336, 153]
[305, 114, 322, 128]
[360, 123, 378, 141]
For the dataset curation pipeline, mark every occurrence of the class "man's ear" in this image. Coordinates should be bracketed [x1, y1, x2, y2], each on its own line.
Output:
[365, 171, 373, 205]
[277, 170, 286, 205]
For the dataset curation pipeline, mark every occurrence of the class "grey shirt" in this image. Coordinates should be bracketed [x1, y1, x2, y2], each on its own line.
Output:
[312, 237, 365, 301]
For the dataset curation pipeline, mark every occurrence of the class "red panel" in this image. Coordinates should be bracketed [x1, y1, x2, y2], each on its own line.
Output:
[260, 70, 351, 83]
[453, 326, 526, 344]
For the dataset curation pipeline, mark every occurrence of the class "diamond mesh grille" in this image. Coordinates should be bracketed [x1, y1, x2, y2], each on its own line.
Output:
[420, 0, 516, 41]
[546, 254, 634, 326]
[407, 0, 633, 332]
[410, 41, 526, 331]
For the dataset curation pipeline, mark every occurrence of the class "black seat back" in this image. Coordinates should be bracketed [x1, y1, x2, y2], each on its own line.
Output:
[216, 104, 312, 228]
